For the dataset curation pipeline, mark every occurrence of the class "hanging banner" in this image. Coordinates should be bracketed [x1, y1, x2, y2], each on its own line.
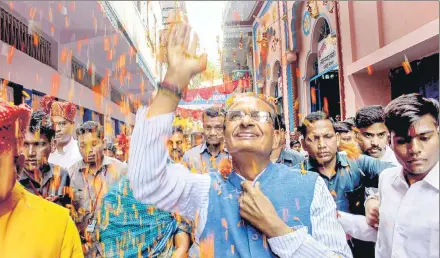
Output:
[179, 92, 232, 105]
[317, 36, 338, 74]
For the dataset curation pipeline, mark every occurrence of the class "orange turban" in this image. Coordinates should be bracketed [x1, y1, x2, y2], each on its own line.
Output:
[0, 101, 31, 156]
[40, 95, 77, 122]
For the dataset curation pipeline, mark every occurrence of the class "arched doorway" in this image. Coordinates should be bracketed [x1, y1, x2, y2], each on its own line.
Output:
[305, 16, 340, 119]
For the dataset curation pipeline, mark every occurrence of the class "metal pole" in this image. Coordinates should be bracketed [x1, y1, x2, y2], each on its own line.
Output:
[334, 1, 346, 119]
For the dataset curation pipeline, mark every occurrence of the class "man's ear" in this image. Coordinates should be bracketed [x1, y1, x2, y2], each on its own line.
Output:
[301, 138, 307, 152]
[272, 130, 280, 150]
[336, 132, 341, 146]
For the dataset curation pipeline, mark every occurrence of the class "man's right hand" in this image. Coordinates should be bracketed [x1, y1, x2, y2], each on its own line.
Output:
[365, 198, 380, 230]
[148, 11, 207, 117]
[165, 22, 207, 88]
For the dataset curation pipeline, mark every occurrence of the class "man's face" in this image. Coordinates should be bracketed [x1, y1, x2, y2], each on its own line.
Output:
[22, 131, 51, 172]
[78, 132, 104, 168]
[339, 131, 356, 146]
[335, 115, 341, 122]
[224, 97, 276, 156]
[104, 150, 115, 158]
[391, 115, 439, 175]
[52, 116, 74, 146]
[303, 120, 338, 166]
[203, 116, 225, 145]
[292, 143, 301, 152]
[357, 123, 389, 159]
[194, 134, 204, 147]
[168, 132, 185, 162]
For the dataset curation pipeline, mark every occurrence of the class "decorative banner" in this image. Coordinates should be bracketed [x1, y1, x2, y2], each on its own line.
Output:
[317, 35, 338, 74]
[176, 107, 204, 120]
[180, 78, 251, 104]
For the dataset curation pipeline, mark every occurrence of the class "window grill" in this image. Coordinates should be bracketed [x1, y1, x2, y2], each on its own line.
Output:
[110, 86, 122, 105]
[71, 57, 103, 91]
[0, 6, 54, 68]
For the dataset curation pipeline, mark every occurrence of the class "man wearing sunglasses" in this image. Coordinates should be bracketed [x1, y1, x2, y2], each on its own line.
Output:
[183, 107, 229, 173]
[128, 19, 351, 258]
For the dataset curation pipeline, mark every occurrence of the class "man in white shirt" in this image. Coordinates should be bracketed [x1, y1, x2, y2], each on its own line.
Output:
[339, 94, 439, 258]
[40, 96, 82, 170]
[355, 105, 399, 166]
[128, 18, 351, 258]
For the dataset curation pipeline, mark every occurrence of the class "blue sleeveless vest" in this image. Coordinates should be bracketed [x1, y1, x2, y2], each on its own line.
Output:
[200, 162, 318, 257]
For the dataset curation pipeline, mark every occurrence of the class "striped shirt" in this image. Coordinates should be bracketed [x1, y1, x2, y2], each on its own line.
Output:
[128, 107, 352, 258]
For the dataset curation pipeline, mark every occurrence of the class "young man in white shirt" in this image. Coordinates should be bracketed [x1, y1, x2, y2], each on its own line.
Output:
[338, 93, 439, 258]
[40, 96, 82, 170]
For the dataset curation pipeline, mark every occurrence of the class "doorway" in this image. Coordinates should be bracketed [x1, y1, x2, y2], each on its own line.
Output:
[310, 70, 340, 119]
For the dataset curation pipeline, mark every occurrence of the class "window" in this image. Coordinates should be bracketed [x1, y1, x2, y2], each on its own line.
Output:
[0, 6, 54, 68]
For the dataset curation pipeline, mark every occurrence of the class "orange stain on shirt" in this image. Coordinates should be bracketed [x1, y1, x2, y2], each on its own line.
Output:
[221, 218, 228, 229]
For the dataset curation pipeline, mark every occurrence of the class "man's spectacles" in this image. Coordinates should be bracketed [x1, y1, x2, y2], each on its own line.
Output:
[226, 110, 273, 123]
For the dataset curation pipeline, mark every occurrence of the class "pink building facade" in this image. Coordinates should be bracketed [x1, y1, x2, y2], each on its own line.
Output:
[338, 1, 439, 117]
[253, 1, 439, 131]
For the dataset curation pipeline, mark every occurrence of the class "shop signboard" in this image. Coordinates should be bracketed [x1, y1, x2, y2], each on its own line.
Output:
[317, 36, 338, 74]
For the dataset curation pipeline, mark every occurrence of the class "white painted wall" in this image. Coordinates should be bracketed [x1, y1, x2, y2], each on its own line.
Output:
[0, 40, 135, 124]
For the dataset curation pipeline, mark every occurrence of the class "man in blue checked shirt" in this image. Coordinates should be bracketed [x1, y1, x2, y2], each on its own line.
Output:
[294, 111, 393, 213]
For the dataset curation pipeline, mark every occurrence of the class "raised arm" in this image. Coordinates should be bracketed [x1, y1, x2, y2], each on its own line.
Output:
[128, 17, 210, 220]
[268, 177, 353, 258]
[128, 107, 210, 219]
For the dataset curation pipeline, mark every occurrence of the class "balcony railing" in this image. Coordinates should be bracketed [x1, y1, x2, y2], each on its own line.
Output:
[71, 57, 103, 91]
[0, 6, 54, 68]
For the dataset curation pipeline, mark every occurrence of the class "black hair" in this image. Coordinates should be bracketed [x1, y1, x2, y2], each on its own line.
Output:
[203, 107, 226, 120]
[274, 114, 286, 131]
[355, 105, 384, 129]
[172, 126, 184, 135]
[384, 93, 439, 136]
[290, 140, 300, 148]
[299, 111, 332, 136]
[344, 117, 356, 127]
[333, 121, 352, 133]
[29, 110, 55, 142]
[76, 121, 104, 139]
[104, 143, 116, 154]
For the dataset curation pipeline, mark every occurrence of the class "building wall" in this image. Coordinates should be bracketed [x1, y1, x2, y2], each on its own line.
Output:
[286, 1, 337, 119]
[253, 1, 337, 133]
[341, 1, 439, 65]
[0, 42, 134, 124]
[338, 1, 439, 117]
[253, 1, 291, 132]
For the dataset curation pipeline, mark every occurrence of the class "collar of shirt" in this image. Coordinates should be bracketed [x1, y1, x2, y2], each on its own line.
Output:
[54, 137, 76, 154]
[276, 149, 290, 163]
[76, 155, 114, 175]
[198, 142, 228, 157]
[393, 162, 439, 190]
[235, 162, 270, 186]
[306, 152, 349, 172]
[380, 146, 399, 166]
[19, 164, 53, 187]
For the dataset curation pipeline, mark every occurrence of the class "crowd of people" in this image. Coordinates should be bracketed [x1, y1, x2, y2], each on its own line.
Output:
[0, 14, 438, 258]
